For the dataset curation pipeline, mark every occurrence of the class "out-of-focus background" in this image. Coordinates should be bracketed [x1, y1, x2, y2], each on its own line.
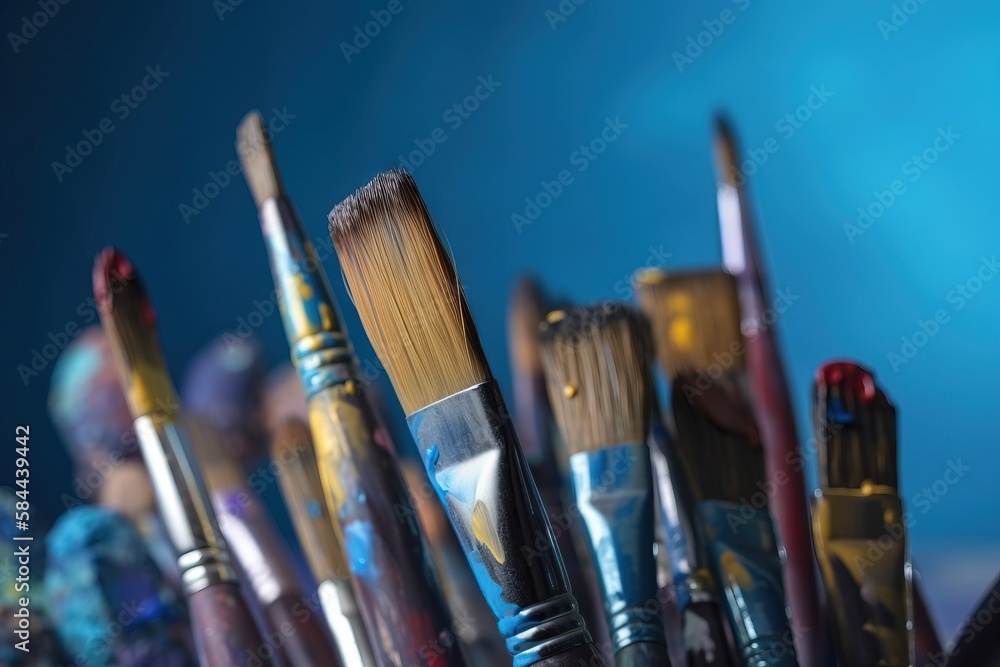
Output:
[2, 0, 998, 641]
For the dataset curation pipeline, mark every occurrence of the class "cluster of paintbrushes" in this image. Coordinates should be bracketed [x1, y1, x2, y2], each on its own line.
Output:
[26, 110, 997, 667]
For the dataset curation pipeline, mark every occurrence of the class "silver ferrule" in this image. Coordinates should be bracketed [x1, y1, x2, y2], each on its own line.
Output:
[408, 380, 593, 664]
[134, 415, 237, 595]
[569, 443, 665, 653]
[258, 196, 354, 397]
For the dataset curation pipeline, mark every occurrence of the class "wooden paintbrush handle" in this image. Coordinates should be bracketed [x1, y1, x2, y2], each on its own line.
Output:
[188, 583, 271, 666]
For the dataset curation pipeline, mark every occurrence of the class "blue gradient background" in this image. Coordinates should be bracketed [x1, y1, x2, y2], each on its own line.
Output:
[3, 0, 997, 641]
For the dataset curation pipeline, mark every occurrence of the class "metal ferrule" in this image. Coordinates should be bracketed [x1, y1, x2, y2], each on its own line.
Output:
[318, 578, 377, 667]
[649, 415, 700, 610]
[133, 415, 237, 596]
[698, 500, 798, 667]
[259, 196, 352, 396]
[408, 380, 593, 666]
[568, 443, 666, 654]
[812, 489, 910, 667]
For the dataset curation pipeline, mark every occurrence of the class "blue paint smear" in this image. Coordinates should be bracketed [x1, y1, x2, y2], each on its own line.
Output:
[344, 520, 379, 580]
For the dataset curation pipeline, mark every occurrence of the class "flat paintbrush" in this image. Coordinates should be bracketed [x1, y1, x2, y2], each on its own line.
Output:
[237, 112, 459, 667]
[186, 415, 342, 666]
[93, 248, 269, 666]
[539, 303, 670, 666]
[508, 279, 611, 658]
[812, 361, 910, 666]
[271, 418, 376, 667]
[672, 372, 798, 667]
[329, 169, 604, 666]
[712, 117, 822, 665]
[634, 267, 739, 667]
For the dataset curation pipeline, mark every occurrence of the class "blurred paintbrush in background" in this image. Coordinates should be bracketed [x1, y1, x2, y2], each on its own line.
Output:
[44, 505, 195, 667]
[672, 370, 799, 667]
[186, 414, 342, 666]
[182, 334, 268, 472]
[635, 268, 740, 667]
[48, 327, 179, 586]
[270, 417, 377, 667]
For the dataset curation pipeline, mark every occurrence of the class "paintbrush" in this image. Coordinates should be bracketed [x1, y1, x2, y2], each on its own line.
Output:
[539, 303, 670, 666]
[93, 248, 270, 666]
[48, 327, 180, 586]
[186, 414, 342, 666]
[237, 112, 460, 667]
[271, 417, 377, 667]
[712, 116, 822, 665]
[182, 334, 268, 470]
[329, 169, 604, 666]
[671, 371, 798, 667]
[812, 361, 911, 666]
[634, 268, 739, 667]
[508, 279, 612, 658]
[43, 505, 195, 667]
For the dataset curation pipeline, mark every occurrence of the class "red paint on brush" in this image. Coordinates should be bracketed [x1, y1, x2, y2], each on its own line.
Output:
[92, 248, 157, 325]
[817, 361, 877, 403]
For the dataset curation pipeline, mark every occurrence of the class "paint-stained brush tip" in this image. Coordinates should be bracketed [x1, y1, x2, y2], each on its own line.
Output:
[237, 110, 283, 207]
[92, 248, 176, 419]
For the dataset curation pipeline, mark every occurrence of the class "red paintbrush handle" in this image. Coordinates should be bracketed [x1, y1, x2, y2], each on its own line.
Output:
[745, 332, 823, 666]
[188, 583, 272, 666]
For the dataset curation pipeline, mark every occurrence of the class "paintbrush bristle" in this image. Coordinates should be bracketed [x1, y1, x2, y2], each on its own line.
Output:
[328, 169, 489, 414]
[671, 372, 764, 504]
[539, 303, 652, 454]
[815, 361, 897, 490]
[237, 110, 284, 207]
[634, 268, 743, 380]
[712, 114, 742, 188]
[92, 248, 178, 420]
[508, 276, 546, 374]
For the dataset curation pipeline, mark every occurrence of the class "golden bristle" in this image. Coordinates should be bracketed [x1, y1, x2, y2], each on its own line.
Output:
[328, 170, 489, 414]
[539, 303, 653, 454]
[507, 276, 547, 374]
[633, 268, 743, 380]
[92, 248, 179, 421]
[236, 110, 284, 207]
